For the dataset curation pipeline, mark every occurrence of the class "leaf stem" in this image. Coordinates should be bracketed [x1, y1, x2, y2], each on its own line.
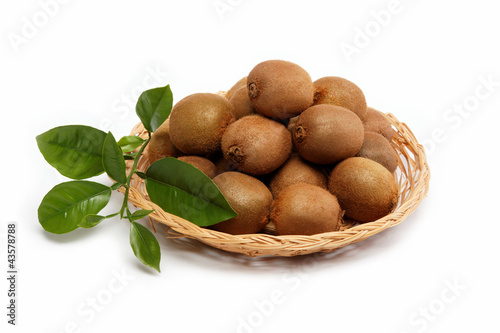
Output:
[120, 136, 150, 219]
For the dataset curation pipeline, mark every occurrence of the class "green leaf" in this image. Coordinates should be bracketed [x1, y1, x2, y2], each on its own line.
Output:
[79, 212, 119, 228]
[38, 181, 112, 234]
[136, 85, 173, 133]
[79, 214, 106, 228]
[110, 182, 122, 190]
[135, 171, 146, 179]
[117, 136, 145, 153]
[102, 132, 127, 184]
[145, 157, 237, 227]
[130, 209, 154, 221]
[130, 222, 161, 272]
[36, 125, 107, 179]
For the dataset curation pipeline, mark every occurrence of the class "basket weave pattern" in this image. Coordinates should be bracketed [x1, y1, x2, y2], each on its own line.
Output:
[121, 112, 430, 257]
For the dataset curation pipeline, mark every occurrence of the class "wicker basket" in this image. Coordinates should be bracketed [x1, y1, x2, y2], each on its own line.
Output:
[121, 111, 430, 257]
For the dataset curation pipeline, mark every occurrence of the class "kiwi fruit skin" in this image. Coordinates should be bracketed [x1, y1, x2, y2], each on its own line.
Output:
[355, 132, 398, 173]
[221, 115, 292, 175]
[328, 157, 398, 223]
[293, 104, 364, 164]
[225, 77, 247, 101]
[247, 60, 314, 119]
[169, 93, 235, 156]
[364, 107, 394, 142]
[147, 118, 182, 163]
[287, 116, 298, 134]
[211, 172, 273, 235]
[177, 156, 217, 179]
[212, 154, 230, 175]
[313, 76, 367, 121]
[211, 153, 239, 175]
[270, 183, 341, 236]
[229, 86, 257, 119]
[269, 154, 327, 199]
[287, 116, 299, 152]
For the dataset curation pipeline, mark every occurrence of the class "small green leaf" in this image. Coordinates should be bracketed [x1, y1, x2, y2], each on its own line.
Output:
[130, 222, 161, 272]
[124, 155, 135, 160]
[136, 85, 173, 133]
[38, 181, 111, 234]
[79, 212, 119, 228]
[103, 132, 127, 184]
[36, 125, 107, 179]
[145, 157, 237, 227]
[79, 214, 106, 228]
[118, 136, 145, 152]
[130, 209, 154, 221]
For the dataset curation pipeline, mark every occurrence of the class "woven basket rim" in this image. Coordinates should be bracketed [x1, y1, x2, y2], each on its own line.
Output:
[122, 109, 430, 257]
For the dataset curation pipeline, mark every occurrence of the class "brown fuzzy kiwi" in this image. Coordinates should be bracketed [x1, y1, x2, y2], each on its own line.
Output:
[169, 93, 234, 156]
[221, 115, 292, 175]
[364, 107, 394, 142]
[225, 77, 247, 101]
[287, 116, 299, 153]
[287, 116, 298, 135]
[229, 86, 256, 119]
[269, 154, 327, 198]
[211, 172, 273, 235]
[212, 154, 229, 175]
[247, 60, 314, 119]
[355, 132, 398, 173]
[210, 154, 237, 175]
[270, 183, 341, 235]
[147, 119, 182, 163]
[293, 104, 364, 164]
[313, 76, 367, 121]
[328, 157, 398, 223]
[177, 156, 217, 178]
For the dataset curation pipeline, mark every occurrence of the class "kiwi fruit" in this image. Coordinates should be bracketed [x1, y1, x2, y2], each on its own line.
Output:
[247, 60, 314, 119]
[355, 132, 398, 173]
[287, 116, 298, 135]
[147, 118, 181, 163]
[211, 172, 273, 234]
[211, 153, 238, 175]
[229, 86, 256, 119]
[293, 104, 364, 164]
[364, 107, 394, 142]
[212, 154, 230, 175]
[177, 156, 217, 178]
[328, 157, 398, 222]
[287, 116, 299, 152]
[221, 115, 292, 175]
[261, 221, 278, 236]
[169, 93, 234, 156]
[270, 183, 341, 235]
[313, 76, 367, 121]
[269, 154, 327, 198]
[225, 77, 247, 101]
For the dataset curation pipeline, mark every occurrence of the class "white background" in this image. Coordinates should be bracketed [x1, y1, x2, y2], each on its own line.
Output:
[1, 0, 499, 332]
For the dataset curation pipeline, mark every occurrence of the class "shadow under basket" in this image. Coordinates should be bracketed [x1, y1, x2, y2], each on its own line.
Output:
[121, 111, 430, 257]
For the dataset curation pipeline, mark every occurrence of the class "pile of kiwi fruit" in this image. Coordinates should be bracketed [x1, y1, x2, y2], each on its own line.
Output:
[148, 60, 400, 236]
